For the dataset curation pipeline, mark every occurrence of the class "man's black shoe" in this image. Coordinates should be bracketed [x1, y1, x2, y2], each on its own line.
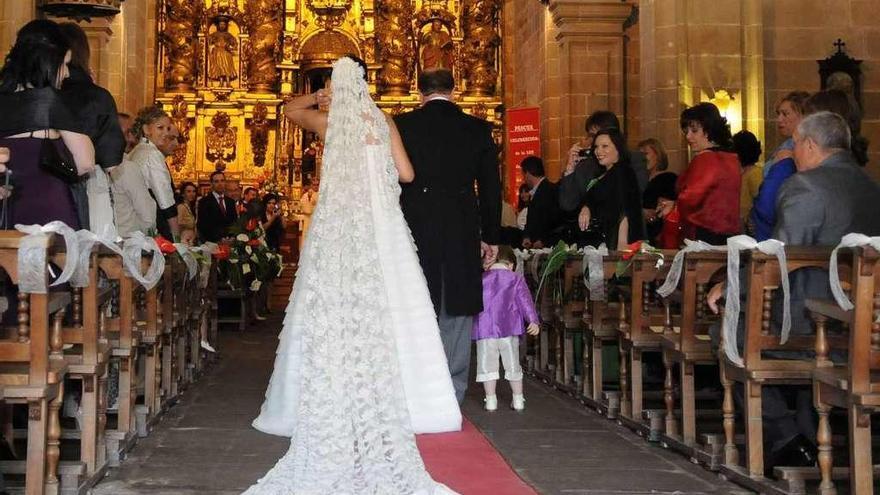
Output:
[765, 434, 818, 476]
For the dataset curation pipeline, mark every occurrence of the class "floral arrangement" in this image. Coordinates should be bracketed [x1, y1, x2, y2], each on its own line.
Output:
[215, 217, 283, 292]
[615, 240, 665, 277]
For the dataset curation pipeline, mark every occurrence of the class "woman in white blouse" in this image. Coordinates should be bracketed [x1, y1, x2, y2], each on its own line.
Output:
[127, 106, 180, 240]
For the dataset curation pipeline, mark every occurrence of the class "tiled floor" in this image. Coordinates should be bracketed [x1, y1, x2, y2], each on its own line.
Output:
[92, 317, 747, 494]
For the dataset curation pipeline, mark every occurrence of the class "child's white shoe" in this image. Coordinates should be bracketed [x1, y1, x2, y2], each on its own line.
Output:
[484, 395, 498, 411]
[511, 394, 525, 411]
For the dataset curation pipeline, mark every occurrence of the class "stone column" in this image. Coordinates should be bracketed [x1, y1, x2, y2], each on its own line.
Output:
[0, 1, 37, 61]
[547, 0, 634, 178]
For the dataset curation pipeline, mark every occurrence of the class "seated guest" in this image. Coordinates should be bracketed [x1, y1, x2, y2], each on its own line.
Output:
[732, 130, 763, 230]
[177, 181, 199, 233]
[520, 156, 559, 249]
[58, 22, 125, 233]
[559, 110, 648, 213]
[661, 102, 740, 244]
[638, 138, 677, 245]
[197, 171, 238, 243]
[708, 111, 880, 472]
[575, 128, 644, 250]
[0, 20, 95, 229]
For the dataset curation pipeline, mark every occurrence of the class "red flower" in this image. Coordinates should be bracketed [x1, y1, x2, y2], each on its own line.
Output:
[154, 235, 177, 254]
[247, 238, 261, 247]
[214, 244, 231, 261]
[621, 240, 643, 261]
[246, 218, 259, 232]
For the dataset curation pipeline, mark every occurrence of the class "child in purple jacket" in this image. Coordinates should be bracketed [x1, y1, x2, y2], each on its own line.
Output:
[473, 246, 540, 411]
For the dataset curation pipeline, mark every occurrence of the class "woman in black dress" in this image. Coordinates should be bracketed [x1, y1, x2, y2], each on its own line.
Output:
[0, 20, 95, 229]
[638, 138, 677, 244]
[576, 128, 645, 250]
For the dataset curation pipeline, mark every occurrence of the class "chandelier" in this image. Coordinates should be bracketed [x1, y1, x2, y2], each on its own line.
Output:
[38, 0, 124, 20]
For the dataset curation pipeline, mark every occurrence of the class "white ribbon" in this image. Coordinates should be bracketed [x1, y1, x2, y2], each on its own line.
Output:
[122, 231, 166, 291]
[656, 240, 728, 298]
[723, 235, 790, 367]
[191, 242, 219, 256]
[528, 248, 552, 283]
[173, 243, 199, 280]
[829, 233, 880, 310]
[70, 225, 123, 288]
[15, 221, 79, 294]
[582, 243, 608, 301]
[513, 248, 530, 276]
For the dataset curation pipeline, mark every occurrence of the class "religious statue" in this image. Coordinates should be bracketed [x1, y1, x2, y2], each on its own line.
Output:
[208, 17, 238, 86]
[376, 0, 415, 95]
[160, 0, 202, 91]
[420, 20, 454, 71]
[461, 0, 501, 96]
[244, 0, 283, 92]
[249, 103, 271, 167]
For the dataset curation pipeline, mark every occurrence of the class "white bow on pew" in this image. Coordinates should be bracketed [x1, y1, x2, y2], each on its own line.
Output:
[829, 233, 880, 311]
[15, 221, 79, 294]
[655, 239, 727, 298]
[723, 235, 791, 367]
[582, 243, 608, 301]
[122, 231, 165, 291]
[172, 243, 199, 280]
[70, 225, 123, 288]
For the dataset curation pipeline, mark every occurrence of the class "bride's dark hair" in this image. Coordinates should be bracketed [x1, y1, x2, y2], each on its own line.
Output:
[342, 54, 368, 81]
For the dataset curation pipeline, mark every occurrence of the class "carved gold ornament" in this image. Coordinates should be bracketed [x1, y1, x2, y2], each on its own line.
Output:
[206, 112, 237, 168]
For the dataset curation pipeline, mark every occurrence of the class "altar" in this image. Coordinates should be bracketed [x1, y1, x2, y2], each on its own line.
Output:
[154, 0, 504, 209]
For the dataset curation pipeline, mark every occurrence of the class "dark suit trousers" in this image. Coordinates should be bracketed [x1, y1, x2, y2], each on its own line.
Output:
[439, 271, 473, 404]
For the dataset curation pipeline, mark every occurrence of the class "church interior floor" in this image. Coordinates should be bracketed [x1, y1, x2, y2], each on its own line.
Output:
[91, 316, 749, 494]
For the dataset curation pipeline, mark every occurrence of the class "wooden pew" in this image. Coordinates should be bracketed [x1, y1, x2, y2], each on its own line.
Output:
[0, 231, 70, 495]
[582, 252, 623, 415]
[659, 251, 726, 467]
[159, 255, 186, 408]
[805, 245, 880, 494]
[718, 247, 840, 485]
[558, 256, 587, 395]
[615, 250, 675, 432]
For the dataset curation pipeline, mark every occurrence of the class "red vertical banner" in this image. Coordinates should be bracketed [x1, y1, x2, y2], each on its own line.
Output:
[505, 107, 541, 206]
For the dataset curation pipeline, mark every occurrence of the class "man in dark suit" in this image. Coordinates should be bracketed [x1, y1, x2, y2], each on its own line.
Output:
[395, 69, 501, 404]
[197, 171, 238, 243]
[520, 156, 560, 249]
[708, 111, 880, 471]
[558, 110, 648, 213]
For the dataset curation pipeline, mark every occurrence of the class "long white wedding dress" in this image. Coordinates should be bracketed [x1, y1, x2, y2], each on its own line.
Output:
[243, 58, 461, 495]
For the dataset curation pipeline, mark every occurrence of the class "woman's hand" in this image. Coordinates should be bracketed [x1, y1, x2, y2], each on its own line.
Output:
[707, 281, 725, 314]
[526, 322, 540, 336]
[656, 199, 675, 219]
[0, 147, 8, 174]
[315, 88, 332, 109]
[564, 143, 582, 176]
[578, 205, 591, 231]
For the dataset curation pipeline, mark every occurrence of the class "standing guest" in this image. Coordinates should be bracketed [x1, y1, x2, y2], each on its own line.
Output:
[638, 138, 677, 244]
[659, 102, 740, 244]
[732, 130, 763, 229]
[559, 110, 648, 213]
[239, 186, 258, 215]
[197, 171, 237, 242]
[298, 179, 319, 250]
[110, 155, 157, 236]
[130, 108, 180, 240]
[261, 193, 285, 252]
[0, 19, 95, 229]
[177, 181, 199, 233]
[473, 246, 540, 412]
[575, 128, 644, 250]
[118, 113, 138, 155]
[58, 22, 125, 233]
[520, 156, 559, 249]
[763, 91, 810, 178]
[516, 183, 530, 231]
[395, 68, 501, 404]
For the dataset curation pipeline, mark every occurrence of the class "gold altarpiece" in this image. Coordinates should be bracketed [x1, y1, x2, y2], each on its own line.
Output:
[155, 0, 503, 202]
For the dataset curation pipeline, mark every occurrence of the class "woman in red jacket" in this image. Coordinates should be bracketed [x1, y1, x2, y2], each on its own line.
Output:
[659, 102, 741, 244]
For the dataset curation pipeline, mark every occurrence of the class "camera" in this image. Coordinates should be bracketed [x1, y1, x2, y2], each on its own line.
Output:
[577, 148, 591, 158]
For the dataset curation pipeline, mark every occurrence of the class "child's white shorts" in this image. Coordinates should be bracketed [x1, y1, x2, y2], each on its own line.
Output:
[475, 336, 523, 382]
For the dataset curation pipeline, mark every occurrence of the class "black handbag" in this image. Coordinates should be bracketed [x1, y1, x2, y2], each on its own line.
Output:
[38, 135, 79, 183]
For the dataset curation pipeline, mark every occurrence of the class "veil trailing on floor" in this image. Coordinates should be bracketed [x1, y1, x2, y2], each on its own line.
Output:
[244, 57, 460, 494]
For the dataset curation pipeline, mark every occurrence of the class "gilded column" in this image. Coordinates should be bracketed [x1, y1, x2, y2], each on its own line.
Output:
[376, 0, 415, 96]
[461, 0, 501, 97]
[244, 0, 283, 93]
[160, 0, 203, 92]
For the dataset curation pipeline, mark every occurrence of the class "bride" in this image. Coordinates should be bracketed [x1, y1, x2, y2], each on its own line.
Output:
[243, 56, 461, 494]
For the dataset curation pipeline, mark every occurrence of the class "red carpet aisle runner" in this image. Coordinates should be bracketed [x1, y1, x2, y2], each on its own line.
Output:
[417, 418, 537, 495]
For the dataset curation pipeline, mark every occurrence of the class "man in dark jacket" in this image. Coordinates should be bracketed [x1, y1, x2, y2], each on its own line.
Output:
[395, 69, 501, 403]
[520, 156, 559, 249]
[58, 22, 126, 231]
[197, 171, 238, 243]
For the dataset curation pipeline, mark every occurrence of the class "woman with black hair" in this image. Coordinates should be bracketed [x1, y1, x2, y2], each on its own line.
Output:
[576, 128, 644, 249]
[177, 181, 199, 233]
[0, 19, 95, 228]
[660, 102, 741, 244]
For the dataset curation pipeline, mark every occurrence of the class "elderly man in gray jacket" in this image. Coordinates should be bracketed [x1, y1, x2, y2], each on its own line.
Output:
[708, 111, 880, 473]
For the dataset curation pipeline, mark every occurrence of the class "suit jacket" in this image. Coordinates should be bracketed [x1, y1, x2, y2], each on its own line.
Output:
[395, 99, 501, 316]
[558, 150, 649, 212]
[197, 193, 238, 243]
[771, 151, 880, 334]
[523, 179, 560, 246]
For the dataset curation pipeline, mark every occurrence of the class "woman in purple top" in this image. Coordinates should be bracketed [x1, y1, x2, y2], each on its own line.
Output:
[472, 246, 540, 412]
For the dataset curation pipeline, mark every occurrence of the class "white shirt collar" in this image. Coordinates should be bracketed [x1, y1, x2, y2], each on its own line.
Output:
[213, 191, 224, 201]
[424, 94, 452, 104]
[488, 263, 512, 271]
[528, 177, 545, 196]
